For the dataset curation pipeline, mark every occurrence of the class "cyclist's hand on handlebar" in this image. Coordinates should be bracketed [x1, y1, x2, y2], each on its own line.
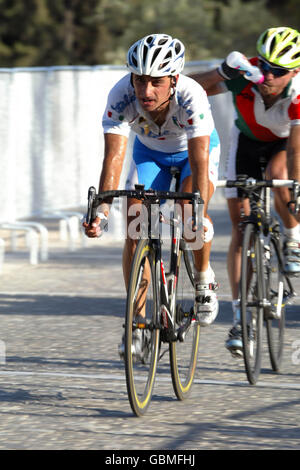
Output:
[82, 216, 101, 238]
[186, 216, 214, 243]
[287, 180, 300, 222]
[82, 213, 108, 238]
[203, 217, 214, 243]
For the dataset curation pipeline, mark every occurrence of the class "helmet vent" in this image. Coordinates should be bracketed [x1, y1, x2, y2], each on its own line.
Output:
[175, 42, 182, 54]
[158, 38, 168, 46]
[270, 37, 277, 52]
[143, 45, 148, 64]
[261, 31, 268, 44]
[151, 48, 162, 66]
[278, 45, 292, 57]
[132, 46, 138, 67]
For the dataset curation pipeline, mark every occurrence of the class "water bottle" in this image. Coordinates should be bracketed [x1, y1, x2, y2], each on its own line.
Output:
[226, 51, 264, 84]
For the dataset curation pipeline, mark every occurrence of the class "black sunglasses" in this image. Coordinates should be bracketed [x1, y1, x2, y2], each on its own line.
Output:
[258, 58, 290, 77]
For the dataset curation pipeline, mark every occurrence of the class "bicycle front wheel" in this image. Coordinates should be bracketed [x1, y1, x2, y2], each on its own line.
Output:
[240, 223, 263, 385]
[170, 243, 200, 400]
[265, 236, 286, 372]
[124, 239, 160, 417]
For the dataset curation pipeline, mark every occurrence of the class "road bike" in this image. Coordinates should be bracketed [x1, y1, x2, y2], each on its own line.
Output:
[86, 168, 204, 416]
[218, 172, 298, 384]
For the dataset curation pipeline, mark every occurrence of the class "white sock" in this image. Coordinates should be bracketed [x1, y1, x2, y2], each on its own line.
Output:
[194, 263, 215, 284]
[284, 225, 300, 241]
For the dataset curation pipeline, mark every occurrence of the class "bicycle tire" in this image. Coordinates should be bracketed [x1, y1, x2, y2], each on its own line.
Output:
[124, 239, 160, 416]
[265, 235, 286, 372]
[240, 223, 263, 385]
[169, 244, 200, 400]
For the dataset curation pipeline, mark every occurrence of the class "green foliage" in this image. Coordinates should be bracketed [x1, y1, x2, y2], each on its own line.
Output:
[0, 0, 297, 67]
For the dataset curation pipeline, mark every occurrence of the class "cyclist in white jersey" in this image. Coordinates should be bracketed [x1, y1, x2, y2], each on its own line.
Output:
[83, 34, 221, 357]
[189, 26, 300, 357]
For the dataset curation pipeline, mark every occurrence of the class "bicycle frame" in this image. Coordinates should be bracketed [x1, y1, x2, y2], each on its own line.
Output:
[223, 174, 296, 300]
[86, 183, 203, 342]
[217, 174, 297, 383]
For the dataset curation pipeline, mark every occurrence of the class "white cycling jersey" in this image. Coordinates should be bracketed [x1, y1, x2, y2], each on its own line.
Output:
[102, 73, 215, 153]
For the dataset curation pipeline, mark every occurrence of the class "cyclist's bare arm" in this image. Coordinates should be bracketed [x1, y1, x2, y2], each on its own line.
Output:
[287, 125, 300, 181]
[83, 133, 128, 237]
[287, 125, 300, 222]
[99, 133, 128, 193]
[188, 135, 210, 215]
[189, 69, 226, 96]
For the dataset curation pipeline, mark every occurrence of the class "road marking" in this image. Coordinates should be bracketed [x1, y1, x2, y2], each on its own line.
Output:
[2, 291, 300, 301]
[0, 291, 127, 298]
[0, 369, 299, 390]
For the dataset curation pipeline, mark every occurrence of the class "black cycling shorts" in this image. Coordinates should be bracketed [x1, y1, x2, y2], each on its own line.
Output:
[225, 130, 288, 198]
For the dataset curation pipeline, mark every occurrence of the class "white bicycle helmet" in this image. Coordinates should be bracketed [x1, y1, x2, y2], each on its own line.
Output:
[127, 34, 185, 77]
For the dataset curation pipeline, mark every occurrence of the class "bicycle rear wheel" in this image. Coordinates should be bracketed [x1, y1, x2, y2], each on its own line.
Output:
[265, 236, 286, 372]
[170, 243, 200, 400]
[124, 239, 160, 416]
[240, 223, 263, 385]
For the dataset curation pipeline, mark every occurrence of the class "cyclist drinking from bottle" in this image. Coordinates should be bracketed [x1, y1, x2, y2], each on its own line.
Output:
[189, 26, 300, 357]
[83, 34, 221, 358]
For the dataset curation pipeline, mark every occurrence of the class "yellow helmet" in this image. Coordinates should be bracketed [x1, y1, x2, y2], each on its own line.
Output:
[257, 27, 300, 69]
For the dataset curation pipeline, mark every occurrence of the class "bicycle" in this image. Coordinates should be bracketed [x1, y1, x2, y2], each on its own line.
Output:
[218, 171, 298, 385]
[86, 168, 204, 416]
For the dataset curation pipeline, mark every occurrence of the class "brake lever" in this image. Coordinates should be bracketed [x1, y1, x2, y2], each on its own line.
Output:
[287, 180, 300, 216]
[87, 186, 97, 225]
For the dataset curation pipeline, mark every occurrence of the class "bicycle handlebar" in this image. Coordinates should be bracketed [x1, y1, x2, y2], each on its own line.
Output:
[216, 176, 300, 215]
[86, 185, 204, 227]
[217, 178, 297, 189]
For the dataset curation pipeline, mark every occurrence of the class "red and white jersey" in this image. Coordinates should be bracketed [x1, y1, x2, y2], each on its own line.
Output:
[224, 57, 300, 141]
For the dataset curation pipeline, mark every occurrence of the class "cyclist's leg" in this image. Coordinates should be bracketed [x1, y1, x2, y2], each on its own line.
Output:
[179, 131, 220, 327]
[266, 149, 300, 273]
[225, 129, 253, 354]
[225, 197, 250, 356]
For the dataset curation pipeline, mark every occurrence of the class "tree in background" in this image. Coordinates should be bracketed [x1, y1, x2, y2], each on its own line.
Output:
[0, 0, 297, 67]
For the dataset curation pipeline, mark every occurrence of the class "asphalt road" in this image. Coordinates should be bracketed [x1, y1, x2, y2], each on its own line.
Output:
[0, 203, 299, 451]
